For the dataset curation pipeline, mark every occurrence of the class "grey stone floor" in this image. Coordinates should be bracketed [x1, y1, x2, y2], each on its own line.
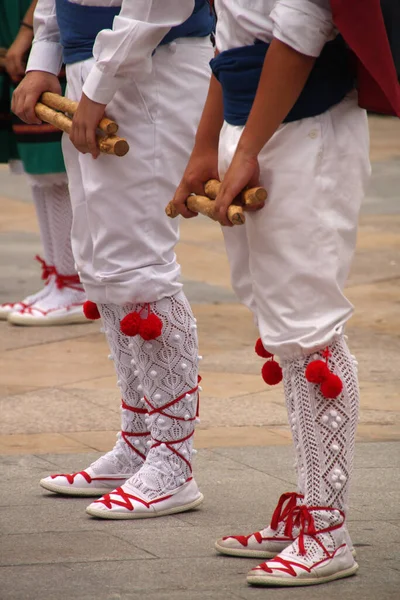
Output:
[1, 442, 399, 600]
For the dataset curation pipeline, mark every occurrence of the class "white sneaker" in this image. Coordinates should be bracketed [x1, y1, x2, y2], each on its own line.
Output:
[215, 492, 302, 558]
[86, 477, 203, 519]
[40, 433, 144, 497]
[247, 506, 358, 587]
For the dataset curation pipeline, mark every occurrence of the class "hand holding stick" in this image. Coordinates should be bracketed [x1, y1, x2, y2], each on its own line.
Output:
[166, 194, 245, 225]
[204, 179, 267, 206]
[34, 101, 129, 157]
[41, 92, 118, 135]
[165, 179, 267, 226]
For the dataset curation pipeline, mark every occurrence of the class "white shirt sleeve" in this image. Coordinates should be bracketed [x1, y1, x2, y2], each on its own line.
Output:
[83, 0, 196, 104]
[26, 0, 63, 76]
[270, 0, 334, 58]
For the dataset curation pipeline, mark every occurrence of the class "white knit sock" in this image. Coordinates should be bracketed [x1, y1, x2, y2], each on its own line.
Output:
[122, 291, 199, 499]
[94, 303, 150, 475]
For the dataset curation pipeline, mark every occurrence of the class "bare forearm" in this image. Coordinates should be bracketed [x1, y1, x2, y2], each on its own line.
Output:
[238, 38, 316, 157]
[194, 73, 224, 150]
[24, 0, 39, 27]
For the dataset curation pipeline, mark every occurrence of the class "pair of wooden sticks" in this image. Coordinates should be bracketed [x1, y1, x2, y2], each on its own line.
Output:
[165, 180, 267, 225]
[35, 92, 129, 157]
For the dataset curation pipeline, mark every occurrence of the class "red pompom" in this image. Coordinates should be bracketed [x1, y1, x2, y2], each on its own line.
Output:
[120, 311, 141, 336]
[320, 373, 343, 399]
[139, 313, 163, 341]
[261, 360, 283, 385]
[255, 338, 273, 359]
[305, 360, 330, 384]
[83, 300, 101, 320]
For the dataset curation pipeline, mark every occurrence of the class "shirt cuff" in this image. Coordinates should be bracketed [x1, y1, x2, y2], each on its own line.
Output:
[271, 1, 334, 58]
[26, 41, 63, 75]
[82, 63, 120, 105]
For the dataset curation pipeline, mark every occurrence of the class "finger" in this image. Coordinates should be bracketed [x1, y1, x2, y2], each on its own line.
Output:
[244, 201, 265, 213]
[172, 188, 198, 219]
[215, 194, 234, 227]
[86, 129, 99, 159]
[70, 124, 88, 154]
[23, 93, 42, 124]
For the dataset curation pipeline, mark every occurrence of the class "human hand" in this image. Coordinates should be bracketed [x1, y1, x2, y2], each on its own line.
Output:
[12, 71, 61, 124]
[215, 147, 262, 227]
[172, 144, 219, 219]
[5, 27, 33, 83]
[69, 93, 106, 158]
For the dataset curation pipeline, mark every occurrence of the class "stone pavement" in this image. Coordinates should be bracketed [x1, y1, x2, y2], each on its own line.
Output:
[0, 115, 400, 599]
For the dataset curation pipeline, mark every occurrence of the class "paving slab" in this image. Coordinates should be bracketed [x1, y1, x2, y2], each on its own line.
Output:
[1, 442, 398, 599]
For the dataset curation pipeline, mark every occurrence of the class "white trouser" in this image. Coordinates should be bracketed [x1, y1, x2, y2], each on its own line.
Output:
[219, 93, 371, 359]
[62, 38, 213, 305]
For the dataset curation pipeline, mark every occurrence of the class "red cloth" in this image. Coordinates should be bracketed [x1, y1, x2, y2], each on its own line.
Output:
[331, 0, 400, 116]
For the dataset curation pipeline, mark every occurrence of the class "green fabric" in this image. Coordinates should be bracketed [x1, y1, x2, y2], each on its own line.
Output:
[0, 0, 32, 48]
[0, 0, 66, 174]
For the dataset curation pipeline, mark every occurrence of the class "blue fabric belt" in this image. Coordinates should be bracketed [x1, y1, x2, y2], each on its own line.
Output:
[56, 0, 215, 65]
[210, 36, 355, 126]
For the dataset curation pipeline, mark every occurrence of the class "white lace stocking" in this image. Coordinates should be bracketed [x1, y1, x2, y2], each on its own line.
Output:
[30, 181, 55, 266]
[123, 291, 199, 499]
[44, 181, 76, 275]
[281, 337, 359, 515]
[283, 374, 306, 496]
[96, 304, 150, 474]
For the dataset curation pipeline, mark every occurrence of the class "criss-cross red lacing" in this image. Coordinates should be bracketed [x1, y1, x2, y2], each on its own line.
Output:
[35, 255, 56, 281]
[270, 492, 304, 530]
[94, 480, 196, 511]
[35, 255, 83, 291]
[50, 471, 122, 484]
[255, 506, 347, 577]
[120, 400, 149, 461]
[222, 491, 303, 547]
[143, 382, 200, 473]
[54, 272, 83, 291]
[93, 381, 201, 510]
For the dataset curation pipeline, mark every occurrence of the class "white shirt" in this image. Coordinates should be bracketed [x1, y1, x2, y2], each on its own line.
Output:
[215, 0, 334, 58]
[27, 0, 195, 104]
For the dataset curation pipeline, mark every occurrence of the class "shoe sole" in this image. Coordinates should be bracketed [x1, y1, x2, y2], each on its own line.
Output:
[215, 541, 277, 559]
[40, 479, 126, 497]
[8, 312, 88, 326]
[247, 563, 358, 587]
[215, 542, 357, 560]
[86, 493, 204, 519]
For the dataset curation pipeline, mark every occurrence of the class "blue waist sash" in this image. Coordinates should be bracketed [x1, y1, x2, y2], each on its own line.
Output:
[56, 0, 214, 65]
[210, 36, 355, 126]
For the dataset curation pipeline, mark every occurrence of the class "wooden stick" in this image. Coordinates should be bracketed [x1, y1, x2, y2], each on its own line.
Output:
[204, 179, 267, 206]
[166, 195, 245, 225]
[41, 92, 118, 135]
[34, 103, 129, 157]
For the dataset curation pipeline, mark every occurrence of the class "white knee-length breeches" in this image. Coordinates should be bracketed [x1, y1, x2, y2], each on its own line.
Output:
[62, 38, 213, 305]
[219, 93, 371, 359]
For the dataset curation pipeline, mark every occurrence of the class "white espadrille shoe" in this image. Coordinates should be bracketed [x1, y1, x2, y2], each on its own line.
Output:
[86, 477, 203, 519]
[8, 272, 86, 326]
[0, 256, 55, 321]
[215, 492, 302, 558]
[40, 431, 148, 497]
[247, 506, 358, 587]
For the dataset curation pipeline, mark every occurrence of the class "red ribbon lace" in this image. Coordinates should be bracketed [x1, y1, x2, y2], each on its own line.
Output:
[35, 254, 83, 291]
